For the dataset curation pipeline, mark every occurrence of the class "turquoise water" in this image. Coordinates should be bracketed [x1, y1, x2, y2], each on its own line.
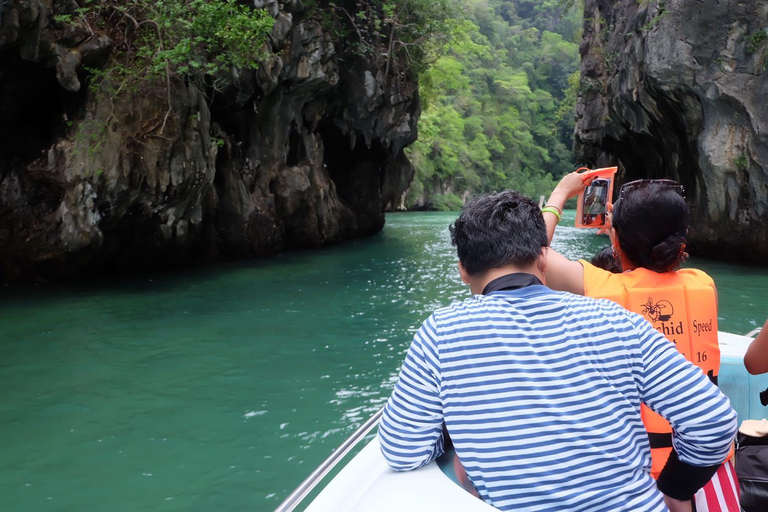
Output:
[1, 211, 767, 511]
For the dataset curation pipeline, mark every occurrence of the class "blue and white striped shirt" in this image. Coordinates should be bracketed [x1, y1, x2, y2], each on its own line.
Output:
[378, 285, 737, 511]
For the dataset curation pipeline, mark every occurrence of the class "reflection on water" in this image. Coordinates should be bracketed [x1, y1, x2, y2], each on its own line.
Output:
[0, 211, 766, 511]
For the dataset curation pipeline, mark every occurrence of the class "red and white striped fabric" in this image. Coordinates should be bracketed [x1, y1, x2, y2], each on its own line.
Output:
[694, 460, 740, 512]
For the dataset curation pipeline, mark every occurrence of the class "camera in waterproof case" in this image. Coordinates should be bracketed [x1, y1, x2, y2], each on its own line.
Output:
[574, 167, 618, 229]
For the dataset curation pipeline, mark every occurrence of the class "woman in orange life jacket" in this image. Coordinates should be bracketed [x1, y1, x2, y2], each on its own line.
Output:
[541, 173, 739, 512]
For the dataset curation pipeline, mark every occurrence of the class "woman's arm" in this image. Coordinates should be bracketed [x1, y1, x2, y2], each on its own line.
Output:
[545, 248, 585, 295]
[541, 172, 592, 295]
[544, 172, 592, 244]
[744, 319, 768, 375]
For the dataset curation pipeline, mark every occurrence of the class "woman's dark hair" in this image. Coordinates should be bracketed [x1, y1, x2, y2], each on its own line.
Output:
[449, 190, 547, 276]
[612, 181, 690, 273]
[591, 246, 622, 273]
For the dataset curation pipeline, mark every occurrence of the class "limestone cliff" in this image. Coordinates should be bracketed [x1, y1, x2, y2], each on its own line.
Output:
[575, 0, 768, 263]
[0, 0, 419, 280]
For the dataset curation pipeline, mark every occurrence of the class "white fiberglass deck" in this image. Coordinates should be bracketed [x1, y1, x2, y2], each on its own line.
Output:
[303, 331, 766, 512]
[304, 435, 496, 512]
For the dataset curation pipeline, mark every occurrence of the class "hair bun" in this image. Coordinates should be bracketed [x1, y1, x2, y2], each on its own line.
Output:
[650, 236, 686, 272]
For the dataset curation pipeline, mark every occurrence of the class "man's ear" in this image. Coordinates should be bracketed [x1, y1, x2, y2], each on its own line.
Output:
[458, 261, 471, 285]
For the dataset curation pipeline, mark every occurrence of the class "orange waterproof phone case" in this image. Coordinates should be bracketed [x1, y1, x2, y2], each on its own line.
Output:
[574, 166, 618, 229]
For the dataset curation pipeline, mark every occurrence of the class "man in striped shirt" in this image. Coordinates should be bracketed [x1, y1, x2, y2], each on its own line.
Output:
[378, 191, 738, 512]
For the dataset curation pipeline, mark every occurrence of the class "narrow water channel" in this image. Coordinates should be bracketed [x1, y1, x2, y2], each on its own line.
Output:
[1, 212, 766, 511]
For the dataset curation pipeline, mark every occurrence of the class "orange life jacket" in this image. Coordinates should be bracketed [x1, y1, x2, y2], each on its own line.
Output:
[581, 261, 721, 479]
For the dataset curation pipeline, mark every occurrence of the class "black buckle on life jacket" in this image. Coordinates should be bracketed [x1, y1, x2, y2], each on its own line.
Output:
[648, 432, 674, 449]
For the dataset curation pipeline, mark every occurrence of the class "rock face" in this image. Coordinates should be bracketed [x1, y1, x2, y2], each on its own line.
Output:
[0, 0, 419, 280]
[575, 0, 768, 263]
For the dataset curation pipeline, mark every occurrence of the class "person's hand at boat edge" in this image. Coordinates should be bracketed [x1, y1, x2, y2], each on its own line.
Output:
[744, 319, 768, 375]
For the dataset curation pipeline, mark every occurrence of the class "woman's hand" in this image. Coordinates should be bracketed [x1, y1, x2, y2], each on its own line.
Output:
[596, 202, 614, 235]
[549, 171, 594, 204]
[544, 171, 595, 244]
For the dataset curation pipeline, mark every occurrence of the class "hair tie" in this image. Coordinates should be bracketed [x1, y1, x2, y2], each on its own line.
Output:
[679, 243, 689, 263]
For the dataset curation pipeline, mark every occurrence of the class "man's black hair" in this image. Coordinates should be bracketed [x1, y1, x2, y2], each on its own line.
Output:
[449, 190, 548, 276]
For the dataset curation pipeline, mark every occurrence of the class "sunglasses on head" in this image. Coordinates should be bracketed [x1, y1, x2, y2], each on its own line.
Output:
[618, 179, 685, 200]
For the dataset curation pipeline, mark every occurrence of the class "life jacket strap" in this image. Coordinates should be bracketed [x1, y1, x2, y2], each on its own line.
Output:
[648, 432, 673, 449]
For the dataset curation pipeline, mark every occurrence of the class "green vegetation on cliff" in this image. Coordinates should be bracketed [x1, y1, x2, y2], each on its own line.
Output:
[55, 0, 274, 90]
[306, 0, 460, 78]
[406, 0, 582, 209]
[68, 0, 273, 109]
[50, 0, 580, 212]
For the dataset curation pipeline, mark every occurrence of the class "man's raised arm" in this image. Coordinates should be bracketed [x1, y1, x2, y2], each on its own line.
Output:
[378, 315, 444, 471]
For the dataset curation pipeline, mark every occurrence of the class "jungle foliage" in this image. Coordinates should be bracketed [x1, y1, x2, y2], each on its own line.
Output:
[53, 0, 274, 118]
[306, 0, 461, 81]
[406, 0, 583, 210]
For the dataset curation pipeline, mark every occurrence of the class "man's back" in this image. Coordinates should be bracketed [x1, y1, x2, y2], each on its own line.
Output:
[378, 285, 736, 511]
